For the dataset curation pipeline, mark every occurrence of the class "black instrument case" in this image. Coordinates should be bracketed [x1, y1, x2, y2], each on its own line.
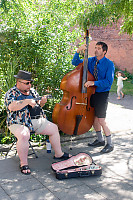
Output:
[51, 153, 102, 180]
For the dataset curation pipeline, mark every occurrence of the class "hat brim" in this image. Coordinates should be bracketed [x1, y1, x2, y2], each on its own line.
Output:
[14, 75, 34, 82]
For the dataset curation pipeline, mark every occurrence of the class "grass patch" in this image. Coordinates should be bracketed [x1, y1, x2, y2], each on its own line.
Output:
[110, 66, 133, 95]
[110, 79, 133, 95]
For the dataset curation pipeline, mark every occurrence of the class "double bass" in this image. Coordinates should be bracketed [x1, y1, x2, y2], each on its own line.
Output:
[52, 29, 95, 135]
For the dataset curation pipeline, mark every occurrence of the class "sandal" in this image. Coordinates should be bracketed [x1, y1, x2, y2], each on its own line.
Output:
[54, 152, 72, 160]
[20, 165, 31, 175]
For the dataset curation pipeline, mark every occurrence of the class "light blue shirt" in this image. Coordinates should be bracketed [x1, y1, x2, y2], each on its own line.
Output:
[72, 52, 115, 92]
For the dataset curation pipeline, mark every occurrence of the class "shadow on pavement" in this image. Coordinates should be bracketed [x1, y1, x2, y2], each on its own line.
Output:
[109, 93, 133, 110]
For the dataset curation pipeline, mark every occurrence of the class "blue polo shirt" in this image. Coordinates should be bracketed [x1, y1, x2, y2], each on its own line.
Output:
[72, 52, 115, 93]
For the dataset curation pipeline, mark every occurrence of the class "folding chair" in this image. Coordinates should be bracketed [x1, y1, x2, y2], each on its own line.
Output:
[5, 135, 38, 158]
[4, 109, 52, 159]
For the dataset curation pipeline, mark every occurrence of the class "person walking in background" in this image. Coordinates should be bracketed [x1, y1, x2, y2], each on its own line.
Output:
[116, 71, 127, 100]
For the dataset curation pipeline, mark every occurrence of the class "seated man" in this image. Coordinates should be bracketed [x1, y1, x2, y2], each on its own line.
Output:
[5, 70, 71, 175]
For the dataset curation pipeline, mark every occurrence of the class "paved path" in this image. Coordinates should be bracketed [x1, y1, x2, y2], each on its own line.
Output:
[0, 93, 133, 200]
[106, 93, 133, 133]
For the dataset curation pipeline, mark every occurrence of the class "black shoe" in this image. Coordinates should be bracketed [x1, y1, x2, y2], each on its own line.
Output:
[88, 139, 105, 147]
[101, 144, 114, 153]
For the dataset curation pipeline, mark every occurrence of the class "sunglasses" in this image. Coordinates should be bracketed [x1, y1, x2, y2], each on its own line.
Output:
[19, 81, 32, 85]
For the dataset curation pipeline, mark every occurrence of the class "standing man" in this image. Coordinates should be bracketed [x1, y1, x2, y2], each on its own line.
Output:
[72, 42, 115, 153]
[5, 70, 71, 175]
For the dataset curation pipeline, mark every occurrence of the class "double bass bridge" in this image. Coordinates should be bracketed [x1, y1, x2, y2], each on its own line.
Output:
[76, 102, 87, 106]
[76, 96, 90, 111]
[66, 96, 90, 111]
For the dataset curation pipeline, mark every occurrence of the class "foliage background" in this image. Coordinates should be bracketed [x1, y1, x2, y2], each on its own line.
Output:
[0, 0, 133, 142]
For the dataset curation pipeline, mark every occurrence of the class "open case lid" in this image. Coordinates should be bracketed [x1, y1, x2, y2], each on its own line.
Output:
[51, 153, 93, 172]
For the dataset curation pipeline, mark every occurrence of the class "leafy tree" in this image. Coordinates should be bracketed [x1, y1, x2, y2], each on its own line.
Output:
[0, 1, 79, 94]
[75, 0, 133, 35]
[0, 0, 79, 133]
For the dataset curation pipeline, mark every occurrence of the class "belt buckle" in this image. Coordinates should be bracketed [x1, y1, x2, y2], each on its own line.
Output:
[36, 115, 40, 119]
[31, 115, 40, 119]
